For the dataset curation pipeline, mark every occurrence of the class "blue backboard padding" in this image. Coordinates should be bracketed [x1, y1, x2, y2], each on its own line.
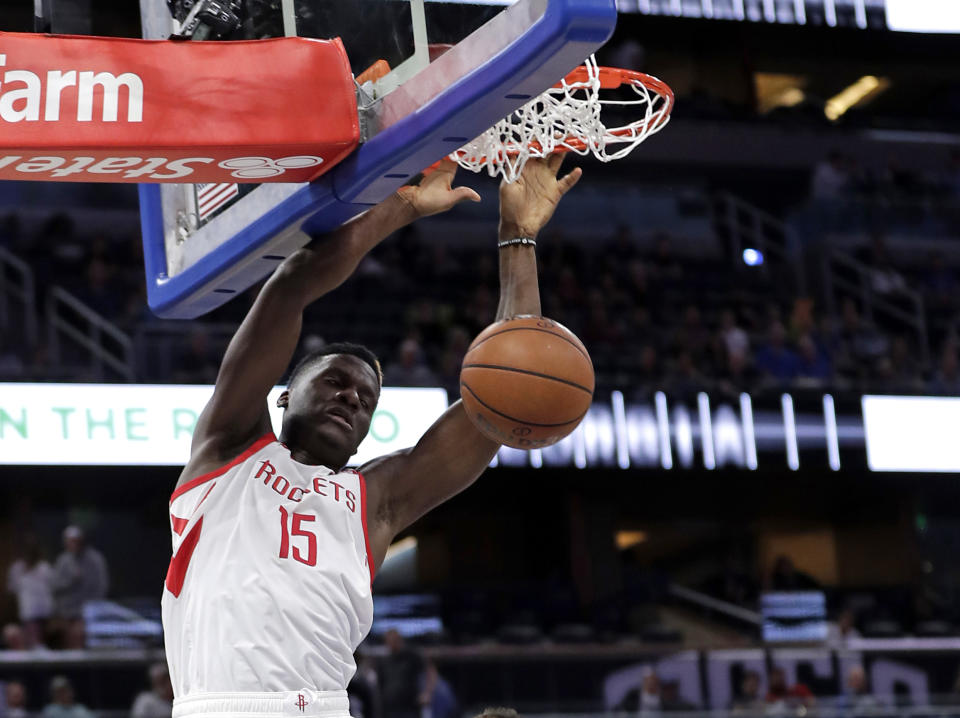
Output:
[139, 0, 617, 319]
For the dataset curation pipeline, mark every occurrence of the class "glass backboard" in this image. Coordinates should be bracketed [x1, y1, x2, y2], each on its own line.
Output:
[138, 0, 617, 317]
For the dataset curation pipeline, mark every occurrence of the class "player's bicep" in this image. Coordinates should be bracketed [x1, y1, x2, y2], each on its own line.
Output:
[362, 402, 498, 542]
[191, 269, 305, 452]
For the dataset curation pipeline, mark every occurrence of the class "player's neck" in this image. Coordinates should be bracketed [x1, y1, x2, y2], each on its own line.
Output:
[278, 427, 345, 470]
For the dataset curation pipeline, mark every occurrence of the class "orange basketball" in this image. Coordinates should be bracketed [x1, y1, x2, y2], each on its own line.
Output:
[460, 315, 594, 449]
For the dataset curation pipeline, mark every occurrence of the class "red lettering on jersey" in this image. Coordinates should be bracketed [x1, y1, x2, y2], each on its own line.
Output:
[278, 506, 290, 559]
[165, 516, 203, 598]
[330, 480, 344, 501]
[256, 459, 277, 483]
[345, 489, 356, 513]
[288, 486, 306, 502]
[290, 513, 317, 566]
[313, 476, 327, 496]
[272, 475, 290, 496]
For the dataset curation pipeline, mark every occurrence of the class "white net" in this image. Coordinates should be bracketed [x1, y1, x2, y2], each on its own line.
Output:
[452, 55, 674, 183]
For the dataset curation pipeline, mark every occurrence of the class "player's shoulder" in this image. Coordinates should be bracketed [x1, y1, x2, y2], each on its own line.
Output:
[174, 430, 277, 498]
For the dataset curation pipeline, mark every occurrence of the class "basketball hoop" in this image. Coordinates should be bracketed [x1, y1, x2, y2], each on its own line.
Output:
[452, 55, 674, 183]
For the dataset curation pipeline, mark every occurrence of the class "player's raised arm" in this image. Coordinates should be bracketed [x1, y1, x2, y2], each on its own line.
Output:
[361, 155, 581, 565]
[182, 164, 480, 485]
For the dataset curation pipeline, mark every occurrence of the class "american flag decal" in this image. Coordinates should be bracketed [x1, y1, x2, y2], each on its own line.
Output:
[196, 183, 239, 221]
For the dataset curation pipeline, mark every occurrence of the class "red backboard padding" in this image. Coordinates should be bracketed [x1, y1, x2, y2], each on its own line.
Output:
[0, 32, 359, 183]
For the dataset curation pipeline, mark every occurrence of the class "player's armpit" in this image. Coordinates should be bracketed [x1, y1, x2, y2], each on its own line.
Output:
[359, 400, 499, 564]
[185, 273, 306, 472]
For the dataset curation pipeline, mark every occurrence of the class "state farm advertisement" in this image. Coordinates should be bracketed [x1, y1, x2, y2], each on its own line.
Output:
[0, 32, 360, 183]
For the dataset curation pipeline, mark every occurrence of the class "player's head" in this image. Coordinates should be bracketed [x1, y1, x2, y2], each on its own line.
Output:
[384, 628, 405, 653]
[49, 676, 74, 706]
[63, 525, 84, 553]
[5, 681, 26, 709]
[277, 342, 382, 468]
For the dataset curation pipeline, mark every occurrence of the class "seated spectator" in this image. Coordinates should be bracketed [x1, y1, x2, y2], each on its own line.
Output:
[672, 305, 711, 357]
[583, 289, 619, 347]
[348, 653, 379, 718]
[810, 151, 850, 201]
[554, 267, 584, 312]
[730, 670, 763, 714]
[863, 234, 908, 297]
[463, 286, 497, 335]
[648, 233, 684, 286]
[826, 607, 861, 647]
[52, 526, 109, 650]
[74, 256, 123, 319]
[876, 335, 924, 392]
[42, 676, 94, 718]
[719, 309, 749, 364]
[666, 351, 708, 400]
[660, 680, 696, 712]
[420, 660, 458, 718]
[7, 537, 54, 649]
[384, 338, 439, 388]
[787, 298, 816, 342]
[716, 349, 758, 398]
[43, 213, 85, 279]
[834, 299, 889, 376]
[930, 345, 960, 395]
[406, 299, 450, 352]
[765, 667, 814, 713]
[5, 680, 28, 718]
[835, 665, 880, 715]
[768, 555, 820, 591]
[606, 223, 639, 266]
[625, 259, 650, 306]
[2, 623, 26, 650]
[795, 333, 832, 386]
[639, 667, 661, 716]
[380, 629, 425, 718]
[754, 322, 800, 386]
[131, 663, 173, 718]
[627, 345, 662, 401]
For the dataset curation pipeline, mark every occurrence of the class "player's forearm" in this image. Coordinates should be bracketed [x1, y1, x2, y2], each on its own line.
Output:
[278, 193, 418, 308]
[495, 228, 541, 320]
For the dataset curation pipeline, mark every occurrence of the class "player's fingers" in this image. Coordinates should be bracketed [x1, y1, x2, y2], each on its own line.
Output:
[436, 157, 460, 178]
[547, 151, 566, 174]
[557, 166, 582, 196]
[420, 159, 446, 178]
[452, 186, 482, 203]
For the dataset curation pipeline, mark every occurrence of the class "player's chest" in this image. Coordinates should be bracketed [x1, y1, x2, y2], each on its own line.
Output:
[241, 455, 361, 519]
[208, 458, 364, 570]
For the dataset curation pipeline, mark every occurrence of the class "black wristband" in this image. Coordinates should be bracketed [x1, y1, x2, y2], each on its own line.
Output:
[497, 237, 536, 249]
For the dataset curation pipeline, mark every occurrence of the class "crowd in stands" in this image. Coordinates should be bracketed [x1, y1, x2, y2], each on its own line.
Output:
[809, 150, 960, 208]
[3, 204, 960, 400]
[4, 526, 108, 652]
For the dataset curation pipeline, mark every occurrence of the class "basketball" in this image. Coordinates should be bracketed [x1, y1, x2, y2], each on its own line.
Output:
[460, 316, 595, 449]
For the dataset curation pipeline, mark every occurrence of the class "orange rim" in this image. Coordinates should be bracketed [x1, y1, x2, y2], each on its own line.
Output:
[455, 65, 674, 161]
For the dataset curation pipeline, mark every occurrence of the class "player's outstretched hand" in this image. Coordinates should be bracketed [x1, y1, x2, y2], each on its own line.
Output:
[499, 154, 582, 239]
[397, 158, 481, 218]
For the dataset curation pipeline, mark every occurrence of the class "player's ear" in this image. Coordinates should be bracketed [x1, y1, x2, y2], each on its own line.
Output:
[277, 391, 289, 409]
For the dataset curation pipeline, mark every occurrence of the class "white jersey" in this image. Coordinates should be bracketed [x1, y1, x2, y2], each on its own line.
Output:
[161, 432, 374, 699]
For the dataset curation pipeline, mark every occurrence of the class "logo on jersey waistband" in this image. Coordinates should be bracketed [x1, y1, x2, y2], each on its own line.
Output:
[295, 694, 308, 712]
